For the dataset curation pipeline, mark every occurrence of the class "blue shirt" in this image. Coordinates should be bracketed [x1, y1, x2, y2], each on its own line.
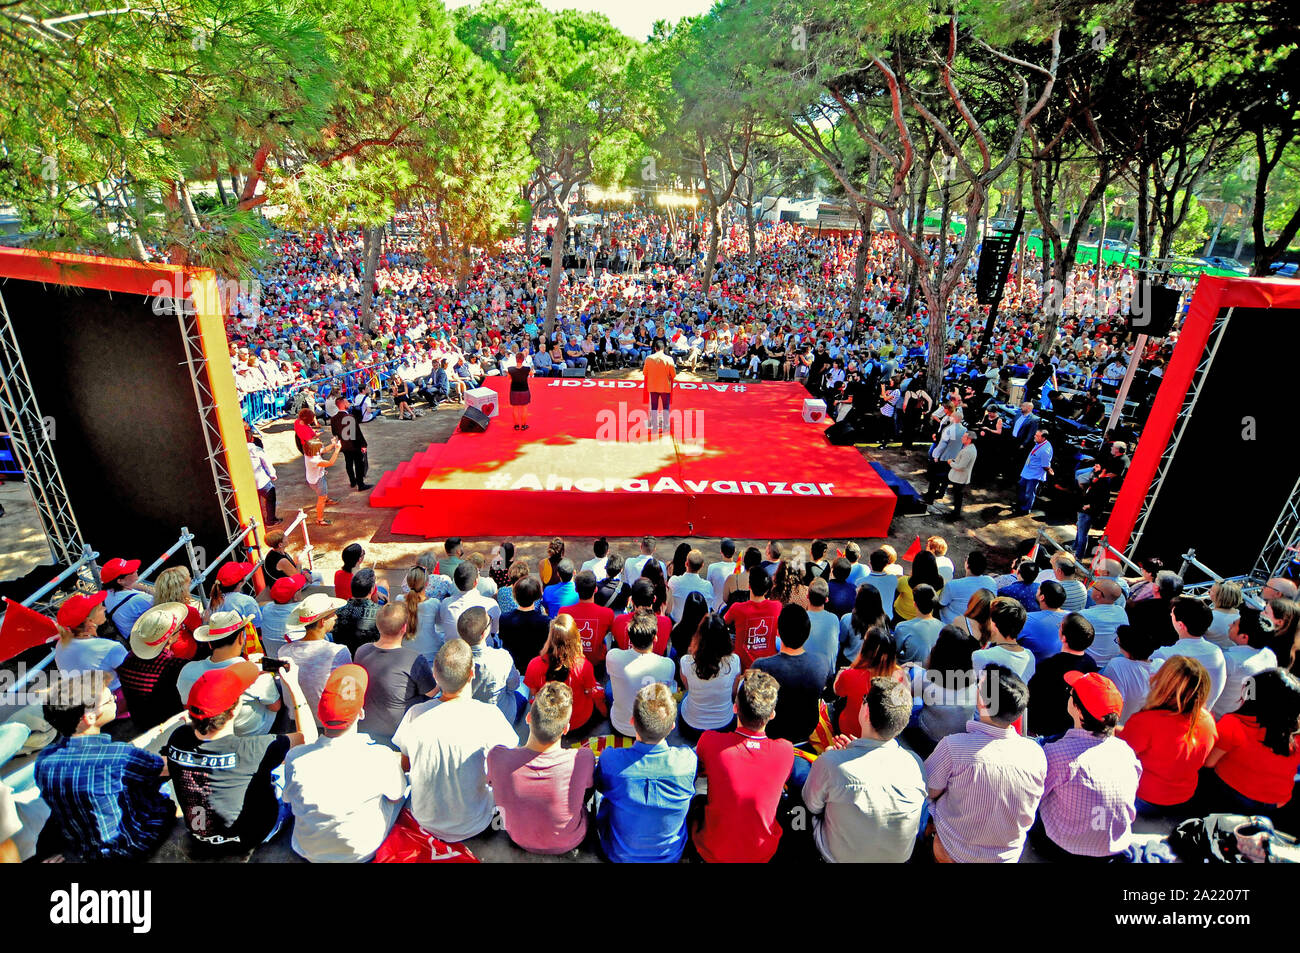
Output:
[1018, 609, 1069, 664]
[996, 581, 1040, 613]
[34, 734, 171, 861]
[595, 740, 697, 863]
[542, 580, 578, 620]
[1021, 441, 1053, 481]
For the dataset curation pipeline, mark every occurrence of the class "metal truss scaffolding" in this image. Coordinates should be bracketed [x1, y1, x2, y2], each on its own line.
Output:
[0, 287, 85, 564]
[1252, 473, 1300, 583]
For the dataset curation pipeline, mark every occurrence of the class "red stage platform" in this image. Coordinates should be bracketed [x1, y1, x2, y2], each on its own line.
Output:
[370, 377, 896, 539]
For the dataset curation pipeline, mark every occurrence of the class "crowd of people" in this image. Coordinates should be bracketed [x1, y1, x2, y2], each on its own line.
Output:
[6, 530, 1299, 865]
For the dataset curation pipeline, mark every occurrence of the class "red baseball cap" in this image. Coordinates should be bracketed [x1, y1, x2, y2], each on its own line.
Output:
[317, 664, 368, 729]
[187, 661, 262, 718]
[216, 562, 256, 587]
[101, 558, 141, 584]
[1064, 671, 1124, 719]
[56, 591, 107, 629]
[270, 573, 308, 604]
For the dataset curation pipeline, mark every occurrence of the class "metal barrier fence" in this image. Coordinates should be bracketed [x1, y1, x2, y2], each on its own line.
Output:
[240, 358, 406, 424]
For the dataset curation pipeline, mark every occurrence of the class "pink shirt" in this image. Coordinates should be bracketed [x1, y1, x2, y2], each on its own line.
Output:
[485, 745, 595, 854]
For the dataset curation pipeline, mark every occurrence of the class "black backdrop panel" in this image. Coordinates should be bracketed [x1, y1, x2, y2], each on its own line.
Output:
[2, 278, 230, 565]
[1131, 306, 1291, 579]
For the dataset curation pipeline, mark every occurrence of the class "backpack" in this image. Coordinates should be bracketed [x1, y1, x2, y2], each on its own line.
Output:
[97, 591, 147, 643]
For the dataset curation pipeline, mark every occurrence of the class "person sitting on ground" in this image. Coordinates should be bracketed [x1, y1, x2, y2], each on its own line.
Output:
[833, 626, 904, 739]
[281, 665, 406, 862]
[722, 546, 762, 606]
[333, 568, 382, 658]
[606, 610, 677, 738]
[35, 672, 177, 861]
[1027, 613, 1099, 738]
[52, 593, 125, 695]
[594, 552, 632, 611]
[1125, 569, 1184, 648]
[677, 613, 743, 745]
[612, 577, 672, 657]
[1205, 579, 1243, 652]
[277, 593, 352, 724]
[166, 659, 317, 852]
[996, 559, 1040, 612]
[562, 569, 616, 672]
[1053, 557, 1089, 613]
[1081, 578, 1127, 666]
[894, 584, 943, 665]
[523, 615, 607, 736]
[924, 666, 1046, 863]
[486, 681, 597, 856]
[1202, 667, 1300, 819]
[937, 550, 997, 624]
[99, 557, 153, 646]
[177, 610, 282, 736]
[354, 604, 438, 748]
[667, 549, 714, 622]
[499, 575, 551, 677]
[1101, 624, 1159, 725]
[971, 597, 1035, 684]
[119, 603, 192, 732]
[724, 567, 784, 671]
[863, 548, 900, 615]
[594, 682, 697, 863]
[804, 578, 841, 672]
[806, 676, 926, 863]
[1032, 672, 1141, 861]
[437, 561, 502, 644]
[1150, 595, 1228, 712]
[893, 550, 945, 621]
[1213, 610, 1277, 719]
[1119, 655, 1216, 818]
[1017, 581, 1070, 664]
[207, 561, 264, 630]
[394, 640, 518, 843]
[459, 606, 523, 723]
[753, 604, 830, 750]
[691, 669, 795, 863]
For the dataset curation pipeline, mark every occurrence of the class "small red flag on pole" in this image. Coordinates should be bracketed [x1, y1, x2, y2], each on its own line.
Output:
[903, 535, 923, 561]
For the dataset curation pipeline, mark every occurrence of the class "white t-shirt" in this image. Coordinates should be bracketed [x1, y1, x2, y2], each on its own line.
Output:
[1081, 603, 1129, 666]
[176, 657, 281, 736]
[581, 556, 609, 579]
[393, 696, 518, 842]
[679, 654, 741, 730]
[605, 647, 676, 737]
[971, 643, 1036, 685]
[1212, 645, 1277, 719]
[706, 561, 734, 610]
[667, 572, 714, 622]
[934, 556, 955, 584]
[1206, 609, 1238, 653]
[54, 638, 128, 691]
[1151, 639, 1228, 712]
[304, 454, 326, 486]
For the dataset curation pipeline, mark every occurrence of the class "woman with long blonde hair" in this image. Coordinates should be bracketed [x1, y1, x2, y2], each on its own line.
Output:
[1120, 656, 1217, 817]
[153, 566, 204, 660]
[521, 615, 606, 734]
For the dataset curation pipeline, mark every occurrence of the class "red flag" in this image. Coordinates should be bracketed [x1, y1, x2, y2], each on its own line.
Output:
[902, 535, 923, 561]
[1027, 543, 1040, 563]
[0, 598, 58, 664]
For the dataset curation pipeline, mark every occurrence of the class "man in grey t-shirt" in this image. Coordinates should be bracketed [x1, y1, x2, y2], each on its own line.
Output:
[355, 605, 438, 746]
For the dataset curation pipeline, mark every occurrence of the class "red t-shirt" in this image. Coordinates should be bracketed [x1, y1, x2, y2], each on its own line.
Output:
[691, 728, 794, 863]
[524, 655, 601, 732]
[1120, 708, 1217, 805]
[562, 602, 616, 665]
[1213, 713, 1300, 806]
[611, 612, 671, 656]
[334, 570, 353, 600]
[723, 599, 783, 671]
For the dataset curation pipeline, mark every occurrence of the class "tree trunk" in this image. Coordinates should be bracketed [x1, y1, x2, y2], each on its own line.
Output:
[544, 202, 568, 342]
[924, 288, 948, 398]
[702, 199, 723, 292]
[215, 176, 229, 206]
[1095, 198, 1106, 288]
[847, 208, 872, 335]
[359, 225, 383, 332]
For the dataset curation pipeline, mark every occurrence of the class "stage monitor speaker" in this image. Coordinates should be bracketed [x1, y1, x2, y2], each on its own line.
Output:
[459, 406, 491, 434]
[561, 367, 585, 378]
[717, 367, 740, 381]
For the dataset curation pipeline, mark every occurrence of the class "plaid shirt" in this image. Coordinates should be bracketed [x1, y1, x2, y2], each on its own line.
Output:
[34, 734, 171, 861]
[1040, 729, 1141, 857]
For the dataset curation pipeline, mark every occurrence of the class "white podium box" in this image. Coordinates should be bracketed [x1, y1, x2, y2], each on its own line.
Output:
[466, 387, 500, 418]
[802, 398, 827, 423]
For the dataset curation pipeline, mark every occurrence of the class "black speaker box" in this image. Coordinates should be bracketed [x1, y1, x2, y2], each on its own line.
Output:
[717, 367, 741, 381]
[561, 367, 585, 378]
[459, 406, 491, 433]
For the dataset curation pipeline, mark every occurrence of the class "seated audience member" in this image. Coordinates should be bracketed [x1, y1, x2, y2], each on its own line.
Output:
[594, 552, 631, 611]
[1150, 595, 1227, 712]
[99, 556, 153, 643]
[282, 665, 406, 862]
[595, 683, 697, 863]
[838, 584, 889, 669]
[334, 543, 366, 599]
[1053, 557, 1089, 612]
[928, 536, 956, 583]
[394, 640, 518, 843]
[563, 570, 617, 670]
[691, 669, 795, 863]
[499, 575, 550, 676]
[724, 567, 785, 671]
[1125, 569, 1184, 648]
[753, 604, 829, 749]
[541, 558, 579, 619]
[459, 607, 523, 723]
[1202, 667, 1300, 818]
[612, 578, 672, 656]
[806, 676, 926, 863]
[1017, 581, 1070, 664]
[996, 559, 1040, 612]
[667, 549, 714, 622]
[670, 591, 711, 659]
[606, 610, 677, 738]
[177, 611, 282, 736]
[834, 626, 903, 739]
[804, 578, 841, 672]
[971, 597, 1035, 683]
[905, 625, 981, 757]
[278, 593, 351, 723]
[706, 539, 739, 608]
[1081, 578, 1127, 666]
[261, 573, 308, 650]
[1102, 624, 1159, 724]
[863, 548, 900, 616]
[207, 561, 264, 630]
[894, 550, 945, 621]
[166, 660, 317, 852]
[487, 681, 597, 855]
[52, 593, 125, 690]
[119, 603, 191, 731]
[1119, 656, 1216, 818]
[524, 616, 607, 735]
[677, 613, 743, 744]
[937, 550, 997, 624]
[1027, 613, 1099, 738]
[1033, 672, 1141, 861]
[894, 584, 943, 665]
[1213, 610, 1277, 718]
[825, 557, 857, 618]
[1205, 579, 1243, 652]
[35, 672, 174, 861]
[334, 568, 382, 657]
[925, 666, 1046, 863]
[355, 604, 438, 747]
[438, 562, 502, 644]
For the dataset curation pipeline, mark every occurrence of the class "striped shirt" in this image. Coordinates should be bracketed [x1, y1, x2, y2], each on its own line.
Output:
[34, 734, 171, 861]
[1040, 729, 1141, 857]
[924, 719, 1047, 863]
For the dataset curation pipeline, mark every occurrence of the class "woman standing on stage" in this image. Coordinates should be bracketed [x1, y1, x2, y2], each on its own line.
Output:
[508, 350, 531, 431]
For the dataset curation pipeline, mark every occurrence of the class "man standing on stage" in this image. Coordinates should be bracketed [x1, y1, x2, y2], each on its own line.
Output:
[331, 396, 371, 492]
[642, 340, 677, 434]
